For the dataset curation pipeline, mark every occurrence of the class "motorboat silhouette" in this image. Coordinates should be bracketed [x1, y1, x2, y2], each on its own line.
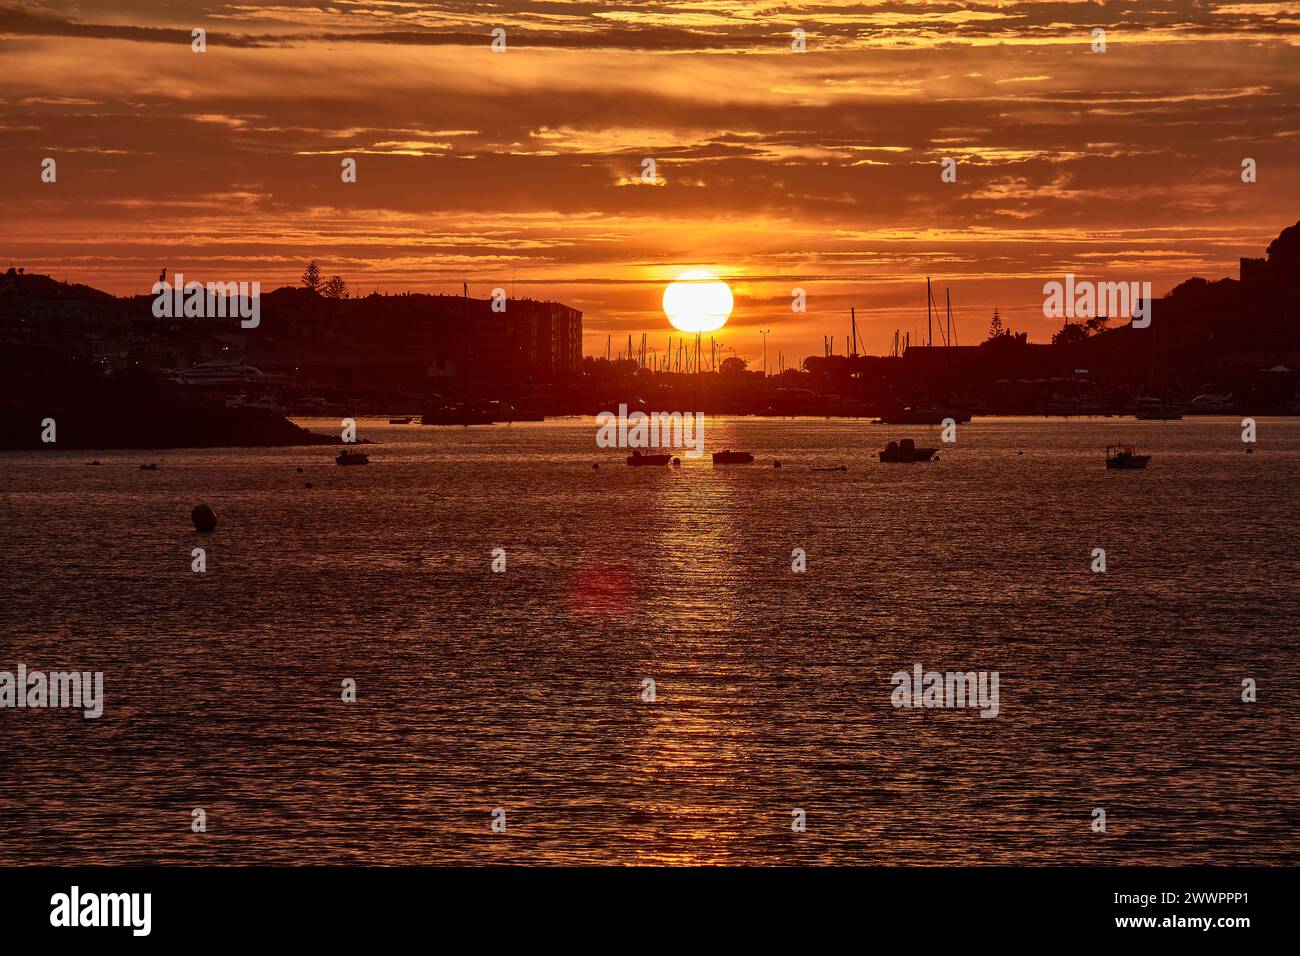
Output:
[712, 450, 754, 464]
[878, 438, 937, 462]
[1106, 445, 1150, 469]
[626, 450, 671, 466]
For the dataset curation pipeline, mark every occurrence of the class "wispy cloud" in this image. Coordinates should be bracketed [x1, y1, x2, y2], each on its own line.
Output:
[1, 1, 1296, 355]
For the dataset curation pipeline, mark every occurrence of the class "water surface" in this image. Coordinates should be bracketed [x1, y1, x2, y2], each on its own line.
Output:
[1, 417, 1296, 864]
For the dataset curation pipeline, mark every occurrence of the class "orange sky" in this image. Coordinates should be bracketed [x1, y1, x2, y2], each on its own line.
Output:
[2, 1, 1298, 364]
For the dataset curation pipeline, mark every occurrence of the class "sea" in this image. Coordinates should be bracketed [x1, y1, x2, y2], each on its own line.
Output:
[1, 416, 1297, 864]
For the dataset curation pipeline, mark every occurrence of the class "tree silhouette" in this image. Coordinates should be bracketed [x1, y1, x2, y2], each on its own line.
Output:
[1052, 322, 1091, 347]
[301, 260, 322, 293]
[1265, 222, 1300, 287]
[1266, 221, 1300, 267]
[323, 275, 348, 299]
[1084, 315, 1110, 335]
[987, 308, 1004, 340]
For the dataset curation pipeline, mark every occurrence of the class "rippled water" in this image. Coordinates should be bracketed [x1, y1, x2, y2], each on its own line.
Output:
[1, 417, 1297, 865]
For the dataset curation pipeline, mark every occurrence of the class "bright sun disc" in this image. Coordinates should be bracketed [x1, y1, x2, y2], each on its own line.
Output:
[663, 270, 733, 333]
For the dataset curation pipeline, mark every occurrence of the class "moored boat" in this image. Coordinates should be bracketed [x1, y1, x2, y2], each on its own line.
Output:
[336, 449, 370, 465]
[626, 450, 672, 466]
[1106, 445, 1149, 469]
[878, 438, 937, 463]
[712, 449, 754, 464]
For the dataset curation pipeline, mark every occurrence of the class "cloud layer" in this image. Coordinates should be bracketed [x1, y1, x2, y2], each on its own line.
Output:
[2, 1, 1297, 358]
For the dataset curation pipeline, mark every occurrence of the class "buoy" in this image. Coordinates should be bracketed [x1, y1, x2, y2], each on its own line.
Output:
[671, 457, 681, 467]
[305, 481, 312, 488]
[191, 503, 217, 533]
[1247, 447, 1254, 454]
[773, 460, 782, 469]
[592, 463, 599, 470]
[296, 467, 304, 473]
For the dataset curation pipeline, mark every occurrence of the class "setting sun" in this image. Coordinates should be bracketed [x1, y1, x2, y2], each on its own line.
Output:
[663, 270, 733, 333]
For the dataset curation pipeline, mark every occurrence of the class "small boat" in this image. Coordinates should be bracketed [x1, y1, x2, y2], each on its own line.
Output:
[1106, 445, 1149, 469]
[388, 416, 413, 424]
[712, 449, 754, 464]
[626, 450, 671, 466]
[879, 438, 937, 463]
[813, 466, 847, 472]
[336, 449, 370, 466]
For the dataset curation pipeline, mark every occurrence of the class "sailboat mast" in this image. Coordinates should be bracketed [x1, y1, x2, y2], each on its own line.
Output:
[945, 288, 952, 403]
[926, 277, 933, 347]
[462, 281, 469, 404]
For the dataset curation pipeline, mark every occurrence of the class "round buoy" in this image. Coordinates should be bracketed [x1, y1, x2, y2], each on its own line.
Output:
[773, 460, 782, 469]
[672, 457, 681, 467]
[305, 481, 313, 488]
[296, 467, 304, 473]
[191, 503, 217, 533]
[592, 463, 599, 470]
[1247, 447, 1253, 454]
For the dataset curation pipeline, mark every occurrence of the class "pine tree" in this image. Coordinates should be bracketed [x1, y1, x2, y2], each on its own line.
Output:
[301, 260, 322, 293]
[988, 308, 1004, 340]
